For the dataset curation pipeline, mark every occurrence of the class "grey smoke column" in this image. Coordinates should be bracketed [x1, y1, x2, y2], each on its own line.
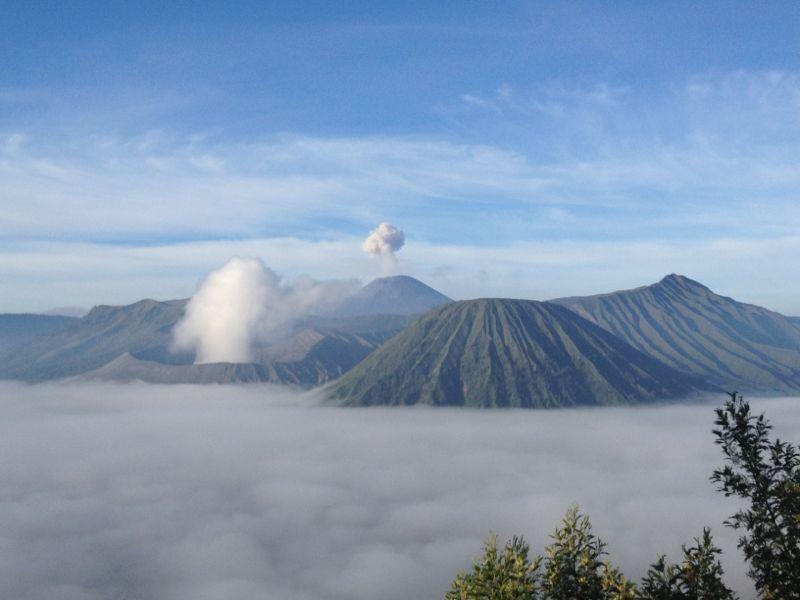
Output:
[362, 222, 405, 273]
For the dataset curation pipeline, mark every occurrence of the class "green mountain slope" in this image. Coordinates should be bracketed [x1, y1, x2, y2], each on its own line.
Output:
[327, 298, 704, 407]
[552, 275, 800, 394]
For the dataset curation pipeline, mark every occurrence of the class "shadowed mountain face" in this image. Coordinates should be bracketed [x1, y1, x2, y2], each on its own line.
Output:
[0, 314, 78, 356]
[0, 298, 398, 384]
[331, 275, 451, 316]
[327, 298, 705, 408]
[83, 328, 392, 385]
[553, 275, 800, 394]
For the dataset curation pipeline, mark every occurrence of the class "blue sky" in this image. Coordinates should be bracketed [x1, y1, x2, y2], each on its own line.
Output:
[2, 1, 800, 312]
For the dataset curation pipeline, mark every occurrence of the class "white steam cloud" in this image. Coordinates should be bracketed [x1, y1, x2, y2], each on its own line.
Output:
[362, 222, 405, 273]
[3, 382, 799, 599]
[172, 257, 357, 364]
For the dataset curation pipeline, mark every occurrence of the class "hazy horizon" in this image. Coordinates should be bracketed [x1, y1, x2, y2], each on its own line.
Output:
[11, 271, 800, 324]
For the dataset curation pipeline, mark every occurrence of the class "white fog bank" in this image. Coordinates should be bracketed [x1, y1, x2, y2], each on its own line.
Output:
[1, 382, 799, 600]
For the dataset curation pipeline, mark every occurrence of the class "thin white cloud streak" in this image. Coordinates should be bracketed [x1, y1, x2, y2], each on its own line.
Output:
[2, 382, 800, 599]
[451, 70, 800, 197]
[2, 131, 798, 237]
[1, 235, 799, 315]
[4, 71, 800, 242]
[3, 69, 800, 312]
[0, 133, 555, 239]
[458, 70, 800, 150]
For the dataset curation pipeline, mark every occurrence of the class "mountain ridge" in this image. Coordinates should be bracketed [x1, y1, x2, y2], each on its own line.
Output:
[0, 276, 443, 383]
[327, 298, 706, 407]
[552, 274, 800, 394]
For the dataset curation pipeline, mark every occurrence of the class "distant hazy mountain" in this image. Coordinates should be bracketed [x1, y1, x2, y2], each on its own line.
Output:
[0, 280, 425, 382]
[42, 306, 89, 318]
[0, 299, 191, 381]
[0, 275, 449, 383]
[7, 273, 796, 396]
[552, 275, 800, 394]
[0, 314, 78, 356]
[327, 298, 704, 407]
[331, 275, 452, 316]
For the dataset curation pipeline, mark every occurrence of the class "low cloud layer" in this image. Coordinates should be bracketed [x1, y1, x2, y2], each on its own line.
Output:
[172, 258, 357, 363]
[1, 383, 799, 600]
[362, 222, 405, 274]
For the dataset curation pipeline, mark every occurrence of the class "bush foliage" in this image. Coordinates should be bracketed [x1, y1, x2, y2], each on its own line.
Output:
[447, 394, 799, 600]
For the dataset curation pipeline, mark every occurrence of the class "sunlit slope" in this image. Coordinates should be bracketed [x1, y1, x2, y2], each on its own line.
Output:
[553, 275, 800, 394]
[328, 298, 704, 407]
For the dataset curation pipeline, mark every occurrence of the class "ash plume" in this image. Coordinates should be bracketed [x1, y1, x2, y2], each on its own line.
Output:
[362, 222, 405, 274]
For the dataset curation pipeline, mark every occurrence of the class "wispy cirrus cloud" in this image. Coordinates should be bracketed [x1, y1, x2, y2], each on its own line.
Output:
[452, 70, 800, 181]
[2, 70, 800, 312]
[2, 126, 799, 244]
[0, 132, 558, 242]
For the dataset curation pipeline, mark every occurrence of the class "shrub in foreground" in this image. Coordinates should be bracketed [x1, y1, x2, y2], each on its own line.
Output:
[447, 393, 799, 599]
[447, 507, 730, 600]
[638, 528, 736, 600]
[711, 392, 800, 599]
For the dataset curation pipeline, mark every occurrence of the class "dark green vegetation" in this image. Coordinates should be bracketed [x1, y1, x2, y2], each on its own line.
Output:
[448, 395, 799, 599]
[711, 394, 800, 598]
[328, 298, 705, 407]
[553, 275, 800, 394]
[639, 529, 735, 600]
[447, 508, 733, 600]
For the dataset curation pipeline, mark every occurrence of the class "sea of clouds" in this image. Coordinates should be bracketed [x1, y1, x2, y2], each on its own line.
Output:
[1, 382, 799, 600]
